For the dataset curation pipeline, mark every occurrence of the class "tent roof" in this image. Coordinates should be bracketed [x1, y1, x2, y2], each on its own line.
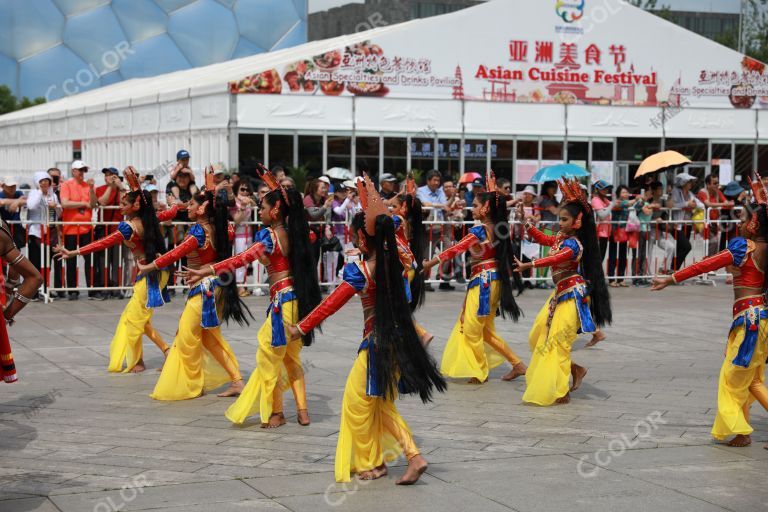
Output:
[0, 13, 416, 124]
[0, 0, 754, 125]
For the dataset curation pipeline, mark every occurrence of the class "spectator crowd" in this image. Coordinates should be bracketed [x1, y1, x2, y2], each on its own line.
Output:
[1, 150, 753, 301]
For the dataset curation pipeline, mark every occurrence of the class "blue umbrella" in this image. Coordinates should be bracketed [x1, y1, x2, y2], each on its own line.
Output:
[531, 164, 590, 183]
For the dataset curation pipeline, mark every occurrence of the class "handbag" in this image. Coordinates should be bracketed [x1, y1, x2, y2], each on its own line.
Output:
[625, 209, 641, 233]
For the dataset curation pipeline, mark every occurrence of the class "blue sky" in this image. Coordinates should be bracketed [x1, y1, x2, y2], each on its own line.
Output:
[308, 0, 742, 14]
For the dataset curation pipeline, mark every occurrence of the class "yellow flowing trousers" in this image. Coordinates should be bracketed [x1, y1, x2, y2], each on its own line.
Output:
[108, 271, 170, 372]
[711, 323, 768, 440]
[151, 291, 242, 400]
[225, 298, 307, 424]
[336, 349, 419, 482]
[523, 294, 580, 406]
[440, 281, 522, 381]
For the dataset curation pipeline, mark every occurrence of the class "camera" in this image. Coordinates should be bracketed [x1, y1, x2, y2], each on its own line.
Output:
[144, 174, 154, 181]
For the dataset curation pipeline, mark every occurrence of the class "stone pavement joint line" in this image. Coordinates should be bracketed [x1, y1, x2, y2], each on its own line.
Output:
[1, 285, 767, 511]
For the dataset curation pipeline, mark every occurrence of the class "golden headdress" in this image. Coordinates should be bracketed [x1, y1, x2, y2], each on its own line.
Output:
[356, 173, 391, 236]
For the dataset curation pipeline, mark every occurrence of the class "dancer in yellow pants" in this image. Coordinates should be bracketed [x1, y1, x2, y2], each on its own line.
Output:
[139, 168, 251, 400]
[184, 165, 321, 427]
[652, 178, 768, 446]
[56, 167, 179, 372]
[391, 174, 433, 345]
[288, 177, 446, 484]
[423, 173, 526, 384]
[515, 179, 612, 406]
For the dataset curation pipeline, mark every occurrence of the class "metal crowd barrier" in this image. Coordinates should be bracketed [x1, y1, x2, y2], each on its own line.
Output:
[5, 205, 744, 303]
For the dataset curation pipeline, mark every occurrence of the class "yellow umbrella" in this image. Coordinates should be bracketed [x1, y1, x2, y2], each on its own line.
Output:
[635, 151, 691, 178]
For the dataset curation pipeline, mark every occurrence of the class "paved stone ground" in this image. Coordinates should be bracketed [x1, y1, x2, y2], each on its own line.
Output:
[1, 283, 768, 512]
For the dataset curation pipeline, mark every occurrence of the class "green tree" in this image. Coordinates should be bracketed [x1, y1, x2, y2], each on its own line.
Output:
[741, 0, 768, 63]
[0, 85, 46, 115]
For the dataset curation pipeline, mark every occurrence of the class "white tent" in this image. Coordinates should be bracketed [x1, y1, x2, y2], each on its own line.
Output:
[1, 0, 766, 184]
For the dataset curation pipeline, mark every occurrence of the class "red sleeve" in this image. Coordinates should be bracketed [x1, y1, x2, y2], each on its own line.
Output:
[157, 204, 178, 222]
[526, 225, 556, 246]
[396, 233, 415, 270]
[672, 250, 734, 283]
[228, 223, 235, 241]
[153, 235, 199, 268]
[532, 248, 574, 269]
[211, 242, 267, 275]
[436, 232, 480, 263]
[77, 230, 124, 256]
[297, 281, 357, 334]
[696, 190, 708, 203]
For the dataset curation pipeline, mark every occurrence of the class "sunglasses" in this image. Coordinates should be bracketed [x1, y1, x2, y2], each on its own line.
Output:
[239, 188, 250, 192]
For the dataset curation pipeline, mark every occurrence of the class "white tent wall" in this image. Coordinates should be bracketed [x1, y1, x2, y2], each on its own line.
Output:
[0, 92, 230, 185]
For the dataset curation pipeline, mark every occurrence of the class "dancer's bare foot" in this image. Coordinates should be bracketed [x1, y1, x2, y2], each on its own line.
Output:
[396, 454, 427, 485]
[157, 348, 170, 372]
[358, 469, 380, 480]
[261, 412, 286, 429]
[555, 393, 571, 404]
[467, 377, 488, 384]
[297, 409, 310, 426]
[420, 332, 434, 348]
[130, 360, 146, 373]
[727, 434, 752, 447]
[501, 362, 527, 381]
[217, 380, 244, 397]
[585, 330, 606, 348]
[570, 364, 587, 392]
[372, 464, 388, 478]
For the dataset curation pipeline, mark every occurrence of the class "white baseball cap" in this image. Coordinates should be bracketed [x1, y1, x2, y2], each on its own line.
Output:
[318, 176, 331, 185]
[71, 160, 88, 170]
[2, 176, 18, 187]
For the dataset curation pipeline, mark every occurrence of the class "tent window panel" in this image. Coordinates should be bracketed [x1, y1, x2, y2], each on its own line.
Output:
[298, 135, 323, 174]
[269, 135, 294, 170]
[383, 137, 407, 175]
[239, 134, 265, 179]
[356, 137, 380, 176]
[327, 136, 351, 170]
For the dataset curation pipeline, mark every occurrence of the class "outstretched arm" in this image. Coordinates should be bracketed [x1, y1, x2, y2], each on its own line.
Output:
[156, 203, 179, 223]
[525, 223, 557, 247]
[143, 234, 199, 274]
[295, 281, 357, 335]
[0, 229, 42, 323]
[211, 241, 268, 275]
[671, 250, 734, 283]
[59, 230, 124, 258]
[422, 231, 480, 275]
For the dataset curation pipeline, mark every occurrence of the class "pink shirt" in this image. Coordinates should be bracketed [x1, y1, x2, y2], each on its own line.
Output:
[591, 196, 612, 239]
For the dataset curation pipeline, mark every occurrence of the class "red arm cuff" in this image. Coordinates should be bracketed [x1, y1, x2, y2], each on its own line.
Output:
[153, 235, 199, 268]
[672, 250, 734, 283]
[437, 233, 479, 263]
[526, 225, 557, 246]
[77, 230, 124, 256]
[532, 248, 574, 269]
[157, 204, 179, 222]
[212, 242, 267, 275]
[297, 281, 357, 334]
